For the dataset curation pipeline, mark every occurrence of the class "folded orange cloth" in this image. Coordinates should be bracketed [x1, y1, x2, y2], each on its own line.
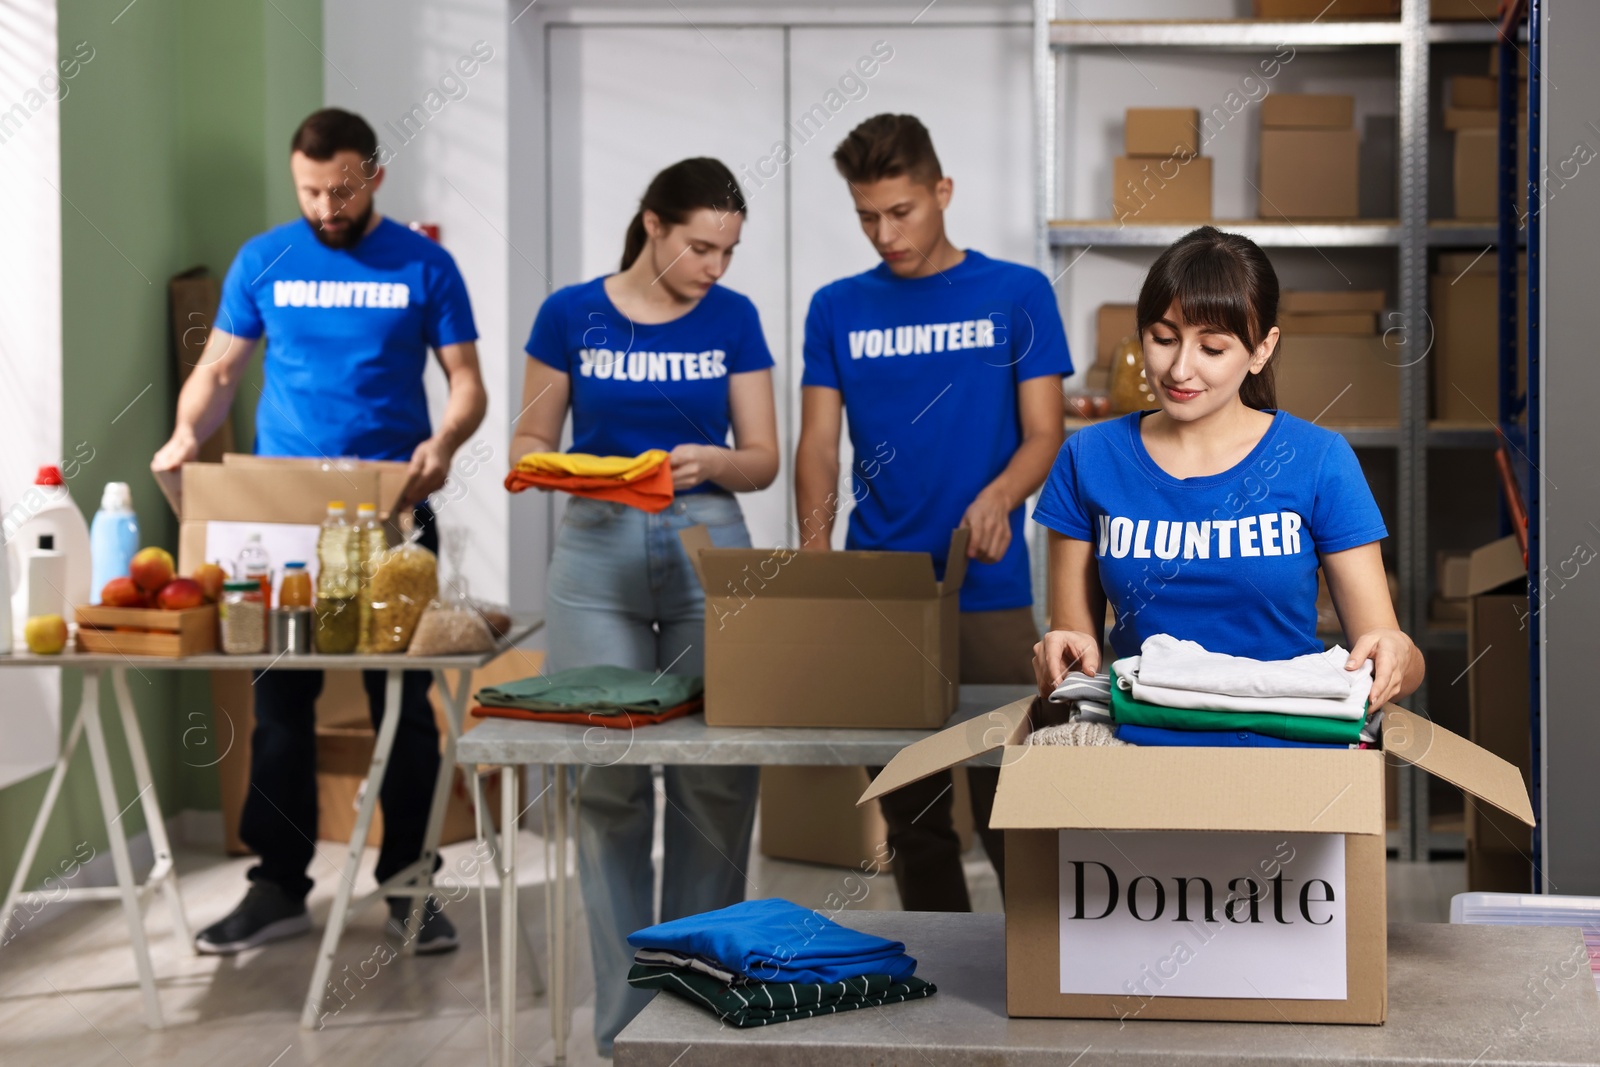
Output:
[470, 697, 701, 729]
[504, 450, 675, 513]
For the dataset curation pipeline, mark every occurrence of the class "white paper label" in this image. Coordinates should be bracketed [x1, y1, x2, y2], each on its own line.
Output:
[204, 521, 322, 601]
[1058, 830, 1346, 1001]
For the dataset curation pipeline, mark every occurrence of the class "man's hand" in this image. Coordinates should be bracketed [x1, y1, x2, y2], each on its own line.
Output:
[402, 436, 453, 507]
[152, 428, 200, 472]
[668, 443, 720, 491]
[960, 486, 1012, 564]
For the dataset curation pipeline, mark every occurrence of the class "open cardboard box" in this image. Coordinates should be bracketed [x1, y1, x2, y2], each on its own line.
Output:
[678, 527, 967, 729]
[861, 697, 1533, 1023]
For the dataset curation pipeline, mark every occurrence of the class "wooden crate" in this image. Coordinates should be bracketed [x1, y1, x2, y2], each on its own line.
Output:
[75, 604, 218, 657]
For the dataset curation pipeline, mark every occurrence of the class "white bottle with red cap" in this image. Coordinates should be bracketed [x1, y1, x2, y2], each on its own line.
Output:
[7, 465, 92, 642]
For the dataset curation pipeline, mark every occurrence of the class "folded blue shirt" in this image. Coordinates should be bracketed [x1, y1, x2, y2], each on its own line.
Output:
[1115, 723, 1350, 749]
[627, 898, 917, 984]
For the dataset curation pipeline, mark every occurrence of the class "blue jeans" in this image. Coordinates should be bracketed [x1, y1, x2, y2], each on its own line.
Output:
[545, 492, 759, 1055]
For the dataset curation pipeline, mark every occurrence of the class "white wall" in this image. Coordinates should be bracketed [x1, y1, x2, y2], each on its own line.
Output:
[0, 0, 64, 788]
[323, 0, 513, 604]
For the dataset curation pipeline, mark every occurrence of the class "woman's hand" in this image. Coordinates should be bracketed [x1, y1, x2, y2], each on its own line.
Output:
[668, 443, 721, 490]
[1033, 629, 1102, 700]
[1347, 627, 1421, 709]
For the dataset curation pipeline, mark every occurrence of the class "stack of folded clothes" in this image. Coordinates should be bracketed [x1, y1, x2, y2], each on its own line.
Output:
[472, 664, 702, 728]
[1046, 635, 1380, 748]
[504, 450, 674, 513]
[626, 898, 936, 1028]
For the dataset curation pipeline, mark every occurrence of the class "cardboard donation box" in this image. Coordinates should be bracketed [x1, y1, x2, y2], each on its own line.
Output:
[679, 527, 967, 729]
[862, 697, 1534, 1023]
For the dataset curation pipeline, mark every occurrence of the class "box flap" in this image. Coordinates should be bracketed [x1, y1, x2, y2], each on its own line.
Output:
[857, 695, 1034, 805]
[941, 528, 970, 596]
[218, 454, 411, 520]
[1466, 535, 1527, 596]
[182, 462, 384, 524]
[1382, 709, 1536, 827]
[153, 468, 183, 516]
[699, 545, 936, 600]
[678, 525, 712, 585]
[989, 748, 1383, 834]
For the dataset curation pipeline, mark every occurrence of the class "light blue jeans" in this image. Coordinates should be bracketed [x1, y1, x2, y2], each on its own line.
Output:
[544, 492, 759, 1055]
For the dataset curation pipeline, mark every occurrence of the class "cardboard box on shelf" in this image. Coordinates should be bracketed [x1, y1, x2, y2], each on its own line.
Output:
[1444, 107, 1498, 131]
[1461, 536, 1533, 893]
[1450, 75, 1498, 110]
[760, 765, 973, 870]
[1278, 311, 1377, 335]
[1259, 129, 1360, 220]
[1432, 548, 1473, 624]
[1125, 108, 1200, 159]
[1489, 44, 1530, 79]
[1096, 303, 1138, 368]
[1253, 0, 1397, 16]
[1430, 255, 1526, 422]
[1274, 334, 1398, 422]
[1261, 93, 1356, 131]
[1280, 290, 1386, 314]
[1113, 154, 1212, 223]
[1453, 126, 1527, 221]
[1435, 0, 1499, 19]
[861, 697, 1532, 1022]
[678, 527, 966, 729]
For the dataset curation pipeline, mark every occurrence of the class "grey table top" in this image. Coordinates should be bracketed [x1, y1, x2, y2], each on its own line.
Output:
[0, 618, 544, 672]
[455, 683, 1035, 768]
[615, 912, 1600, 1067]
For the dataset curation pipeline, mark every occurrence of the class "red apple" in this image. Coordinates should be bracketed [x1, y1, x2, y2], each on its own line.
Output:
[155, 577, 204, 611]
[192, 562, 227, 604]
[100, 576, 147, 608]
[129, 546, 175, 592]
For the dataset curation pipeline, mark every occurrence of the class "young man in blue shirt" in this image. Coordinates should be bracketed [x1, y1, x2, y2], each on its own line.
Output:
[152, 109, 487, 954]
[796, 114, 1070, 910]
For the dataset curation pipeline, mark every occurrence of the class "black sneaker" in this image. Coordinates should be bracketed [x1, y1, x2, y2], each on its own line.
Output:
[386, 896, 458, 955]
[195, 881, 311, 955]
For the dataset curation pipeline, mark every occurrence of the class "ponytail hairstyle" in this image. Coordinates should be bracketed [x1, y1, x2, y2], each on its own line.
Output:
[620, 158, 747, 272]
[1136, 226, 1281, 411]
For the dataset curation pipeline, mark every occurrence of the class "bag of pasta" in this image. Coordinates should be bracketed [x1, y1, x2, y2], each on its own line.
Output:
[360, 537, 439, 653]
[408, 595, 497, 656]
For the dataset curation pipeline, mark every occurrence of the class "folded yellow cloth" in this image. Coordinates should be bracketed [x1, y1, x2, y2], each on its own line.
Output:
[513, 450, 669, 481]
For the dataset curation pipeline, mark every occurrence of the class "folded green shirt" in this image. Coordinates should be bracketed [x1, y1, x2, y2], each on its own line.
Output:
[628, 962, 936, 1028]
[476, 665, 703, 713]
[1110, 667, 1364, 745]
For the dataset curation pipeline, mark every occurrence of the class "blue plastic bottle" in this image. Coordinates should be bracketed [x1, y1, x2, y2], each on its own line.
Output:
[89, 482, 140, 604]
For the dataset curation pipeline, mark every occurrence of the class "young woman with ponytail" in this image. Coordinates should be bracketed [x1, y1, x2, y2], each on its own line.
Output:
[1031, 226, 1423, 710]
[510, 158, 778, 1056]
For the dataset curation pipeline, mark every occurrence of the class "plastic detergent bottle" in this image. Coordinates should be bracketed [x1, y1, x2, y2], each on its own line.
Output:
[8, 466, 91, 640]
[90, 481, 140, 603]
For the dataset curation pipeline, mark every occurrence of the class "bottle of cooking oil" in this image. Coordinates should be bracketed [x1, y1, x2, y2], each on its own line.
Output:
[314, 501, 358, 654]
[354, 502, 388, 652]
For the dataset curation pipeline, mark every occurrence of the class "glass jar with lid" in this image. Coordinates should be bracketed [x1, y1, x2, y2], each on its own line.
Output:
[219, 580, 266, 654]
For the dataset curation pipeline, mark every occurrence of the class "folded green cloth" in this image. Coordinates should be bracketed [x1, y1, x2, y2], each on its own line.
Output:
[1110, 667, 1365, 745]
[476, 665, 703, 714]
[627, 962, 936, 1028]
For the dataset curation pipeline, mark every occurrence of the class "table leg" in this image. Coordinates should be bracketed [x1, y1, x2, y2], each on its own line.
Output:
[471, 768, 498, 1067]
[0, 691, 87, 947]
[299, 668, 405, 1031]
[553, 765, 569, 1067]
[499, 764, 518, 1067]
[110, 668, 191, 953]
[393, 667, 471, 954]
[80, 671, 164, 1029]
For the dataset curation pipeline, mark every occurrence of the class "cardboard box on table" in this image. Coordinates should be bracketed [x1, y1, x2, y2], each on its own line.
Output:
[1460, 536, 1534, 893]
[678, 527, 966, 729]
[159, 455, 490, 852]
[861, 698, 1534, 1023]
[759, 765, 974, 870]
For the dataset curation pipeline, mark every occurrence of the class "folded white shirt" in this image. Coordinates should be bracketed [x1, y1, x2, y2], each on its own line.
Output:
[1137, 634, 1358, 700]
[1113, 653, 1373, 721]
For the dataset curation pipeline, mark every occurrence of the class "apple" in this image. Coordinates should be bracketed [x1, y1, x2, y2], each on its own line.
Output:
[100, 576, 147, 608]
[192, 562, 227, 603]
[25, 614, 68, 655]
[155, 578, 204, 611]
[130, 546, 175, 593]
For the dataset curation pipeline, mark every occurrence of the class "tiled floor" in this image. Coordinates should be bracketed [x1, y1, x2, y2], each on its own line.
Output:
[0, 814, 1461, 1067]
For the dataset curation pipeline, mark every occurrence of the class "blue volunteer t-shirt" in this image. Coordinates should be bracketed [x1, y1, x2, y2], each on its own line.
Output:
[1032, 410, 1389, 661]
[802, 250, 1073, 611]
[217, 217, 478, 461]
[524, 277, 774, 495]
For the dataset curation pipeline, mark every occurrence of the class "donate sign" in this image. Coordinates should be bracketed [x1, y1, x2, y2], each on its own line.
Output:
[1058, 830, 1347, 1000]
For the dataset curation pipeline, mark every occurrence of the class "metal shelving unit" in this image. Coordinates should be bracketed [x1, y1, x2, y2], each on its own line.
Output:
[1035, 0, 1482, 861]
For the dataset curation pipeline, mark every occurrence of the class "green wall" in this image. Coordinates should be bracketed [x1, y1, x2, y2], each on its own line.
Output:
[0, 0, 321, 896]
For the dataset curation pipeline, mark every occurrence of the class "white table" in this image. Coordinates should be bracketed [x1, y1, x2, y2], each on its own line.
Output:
[0, 618, 542, 1031]
[455, 683, 1032, 1067]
